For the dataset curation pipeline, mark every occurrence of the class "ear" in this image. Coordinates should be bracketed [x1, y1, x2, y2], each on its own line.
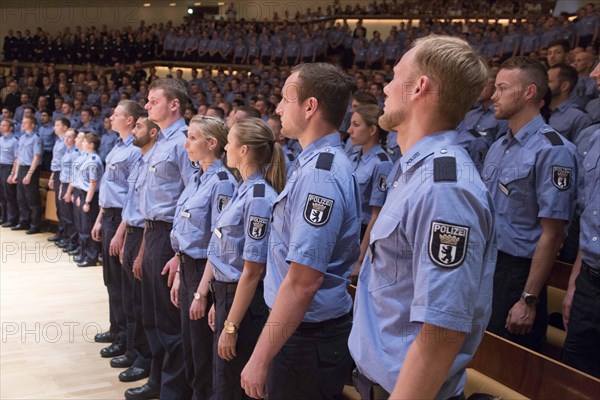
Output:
[369, 124, 377, 137]
[559, 80, 571, 94]
[523, 83, 538, 102]
[305, 97, 318, 119]
[171, 98, 180, 112]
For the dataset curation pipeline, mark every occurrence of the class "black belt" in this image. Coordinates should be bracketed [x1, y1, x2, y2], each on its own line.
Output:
[103, 207, 122, 215]
[126, 225, 143, 234]
[209, 279, 238, 294]
[177, 252, 206, 267]
[582, 261, 600, 279]
[296, 312, 351, 333]
[145, 219, 173, 230]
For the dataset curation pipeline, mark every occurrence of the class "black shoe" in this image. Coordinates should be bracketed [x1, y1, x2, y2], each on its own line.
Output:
[73, 255, 84, 263]
[57, 240, 68, 248]
[68, 248, 80, 255]
[119, 367, 150, 383]
[64, 245, 78, 253]
[111, 354, 134, 368]
[94, 331, 115, 343]
[48, 234, 63, 242]
[78, 260, 99, 268]
[2, 221, 17, 228]
[26, 228, 41, 235]
[100, 342, 126, 358]
[11, 223, 29, 231]
[124, 383, 160, 400]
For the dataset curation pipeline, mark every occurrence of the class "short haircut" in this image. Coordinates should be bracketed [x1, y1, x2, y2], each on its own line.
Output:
[549, 63, 579, 94]
[412, 35, 488, 125]
[148, 78, 189, 113]
[237, 105, 261, 119]
[500, 56, 549, 102]
[118, 99, 145, 121]
[2, 118, 15, 130]
[207, 106, 225, 119]
[23, 115, 37, 125]
[352, 91, 378, 105]
[548, 39, 570, 53]
[57, 117, 71, 128]
[83, 132, 100, 151]
[139, 116, 160, 133]
[291, 63, 353, 129]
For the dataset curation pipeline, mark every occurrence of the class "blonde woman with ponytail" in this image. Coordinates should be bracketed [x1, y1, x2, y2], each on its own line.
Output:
[205, 117, 285, 399]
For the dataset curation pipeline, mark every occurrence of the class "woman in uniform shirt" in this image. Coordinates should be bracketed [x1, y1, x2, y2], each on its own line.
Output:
[348, 104, 393, 282]
[205, 117, 285, 399]
[168, 115, 237, 399]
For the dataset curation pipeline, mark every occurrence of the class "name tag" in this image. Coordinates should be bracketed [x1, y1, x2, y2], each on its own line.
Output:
[108, 164, 116, 170]
[180, 211, 191, 219]
[214, 228, 222, 239]
[149, 166, 157, 173]
[499, 182, 510, 196]
[368, 243, 375, 263]
[2, 148, 9, 152]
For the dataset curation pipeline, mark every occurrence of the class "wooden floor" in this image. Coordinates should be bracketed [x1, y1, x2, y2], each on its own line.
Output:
[0, 226, 134, 399]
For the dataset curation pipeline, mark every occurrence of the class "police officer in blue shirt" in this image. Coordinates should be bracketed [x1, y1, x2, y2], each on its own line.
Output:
[57, 128, 79, 252]
[206, 118, 283, 399]
[561, 60, 600, 379]
[347, 104, 392, 282]
[241, 63, 360, 400]
[0, 118, 20, 227]
[547, 63, 592, 142]
[77, 133, 104, 267]
[168, 115, 236, 399]
[66, 131, 87, 258]
[483, 57, 578, 352]
[91, 101, 144, 360]
[118, 115, 159, 384]
[125, 79, 195, 400]
[349, 35, 496, 400]
[37, 110, 56, 171]
[99, 117, 120, 163]
[47, 117, 70, 242]
[11, 115, 43, 234]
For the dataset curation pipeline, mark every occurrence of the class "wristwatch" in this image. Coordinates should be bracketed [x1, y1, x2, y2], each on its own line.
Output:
[193, 292, 205, 301]
[520, 291, 539, 306]
[224, 320, 238, 334]
[85, 201, 91, 206]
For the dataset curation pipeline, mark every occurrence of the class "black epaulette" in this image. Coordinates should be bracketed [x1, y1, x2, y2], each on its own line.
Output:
[468, 129, 482, 138]
[377, 152, 390, 162]
[253, 183, 265, 197]
[217, 171, 229, 180]
[433, 156, 457, 182]
[543, 130, 564, 146]
[287, 153, 295, 162]
[315, 152, 334, 171]
[91, 155, 97, 160]
[182, 129, 188, 137]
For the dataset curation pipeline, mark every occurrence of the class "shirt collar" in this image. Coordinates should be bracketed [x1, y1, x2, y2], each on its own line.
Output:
[297, 132, 342, 167]
[507, 114, 544, 145]
[555, 97, 576, 114]
[359, 144, 382, 161]
[237, 171, 264, 197]
[399, 131, 457, 173]
[158, 118, 187, 141]
[199, 159, 224, 184]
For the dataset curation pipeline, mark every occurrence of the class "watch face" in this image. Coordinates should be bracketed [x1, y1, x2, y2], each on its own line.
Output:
[524, 295, 537, 306]
[194, 292, 200, 300]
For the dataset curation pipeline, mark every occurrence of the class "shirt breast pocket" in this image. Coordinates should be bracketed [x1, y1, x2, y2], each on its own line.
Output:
[497, 162, 535, 214]
[153, 154, 178, 181]
[366, 210, 402, 293]
[180, 203, 210, 235]
[106, 154, 128, 182]
[217, 204, 244, 237]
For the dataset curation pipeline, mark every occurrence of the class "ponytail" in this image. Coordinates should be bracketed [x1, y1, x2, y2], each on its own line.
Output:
[266, 142, 286, 193]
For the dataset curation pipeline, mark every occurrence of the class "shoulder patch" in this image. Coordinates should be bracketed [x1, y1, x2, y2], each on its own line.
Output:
[543, 130, 564, 146]
[217, 171, 229, 181]
[377, 174, 388, 191]
[315, 152, 334, 171]
[217, 195, 231, 212]
[303, 193, 334, 227]
[552, 166, 572, 190]
[377, 152, 390, 162]
[253, 183, 265, 197]
[248, 215, 269, 240]
[433, 157, 457, 182]
[429, 221, 470, 268]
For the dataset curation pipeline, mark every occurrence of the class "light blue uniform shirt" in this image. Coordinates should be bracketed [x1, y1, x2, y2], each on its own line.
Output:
[578, 129, 600, 269]
[585, 98, 599, 122]
[99, 134, 141, 208]
[385, 131, 401, 162]
[59, 147, 78, 184]
[37, 123, 55, 152]
[79, 152, 104, 193]
[263, 133, 361, 323]
[482, 115, 578, 258]
[17, 131, 42, 165]
[549, 98, 592, 143]
[50, 136, 66, 172]
[122, 152, 151, 228]
[209, 173, 277, 283]
[349, 131, 497, 398]
[143, 118, 195, 223]
[456, 103, 508, 144]
[71, 151, 88, 190]
[99, 130, 119, 163]
[170, 159, 236, 260]
[571, 76, 598, 109]
[350, 145, 392, 226]
[0, 134, 19, 164]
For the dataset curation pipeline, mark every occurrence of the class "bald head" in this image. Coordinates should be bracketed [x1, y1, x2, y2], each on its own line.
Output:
[572, 52, 595, 76]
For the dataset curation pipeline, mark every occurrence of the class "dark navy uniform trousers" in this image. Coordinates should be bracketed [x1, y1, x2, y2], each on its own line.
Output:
[0, 164, 18, 224]
[16, 165, 41, 228]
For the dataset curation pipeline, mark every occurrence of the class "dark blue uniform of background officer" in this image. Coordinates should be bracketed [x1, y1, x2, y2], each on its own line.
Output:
[483, 57, 578, 352]
[169, 115, 236, 399]
[125, 79, 195, 400]
[241, 63, 360, 400]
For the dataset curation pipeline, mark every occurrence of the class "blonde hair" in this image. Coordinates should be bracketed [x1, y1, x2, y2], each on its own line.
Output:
[232, 118, 286, 193]
[412, 35, 488, 126]
[353, 104, 387, 147]
[189, 115, 228, 158]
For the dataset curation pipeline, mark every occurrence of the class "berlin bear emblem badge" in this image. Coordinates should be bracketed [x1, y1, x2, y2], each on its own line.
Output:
[429, 221, 470, 268]
[248, 216, 268, 240]
[552, 166, 571, 190]
[303, 194, 334, 227]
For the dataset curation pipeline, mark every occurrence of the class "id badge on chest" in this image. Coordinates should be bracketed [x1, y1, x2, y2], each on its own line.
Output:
[180, 210, 191, 219]
[214, 228, 222, 239]
[498, 182, 510, 196]
[149, 165, 157, 173]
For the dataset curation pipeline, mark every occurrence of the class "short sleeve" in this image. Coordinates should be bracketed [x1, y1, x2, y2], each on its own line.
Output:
[369, 161, 392, 208]
[535, 146, 577, 221]
[210, 179, 235, 231]
[243, 196, 273, 264]
[33, 136, 43, 156]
